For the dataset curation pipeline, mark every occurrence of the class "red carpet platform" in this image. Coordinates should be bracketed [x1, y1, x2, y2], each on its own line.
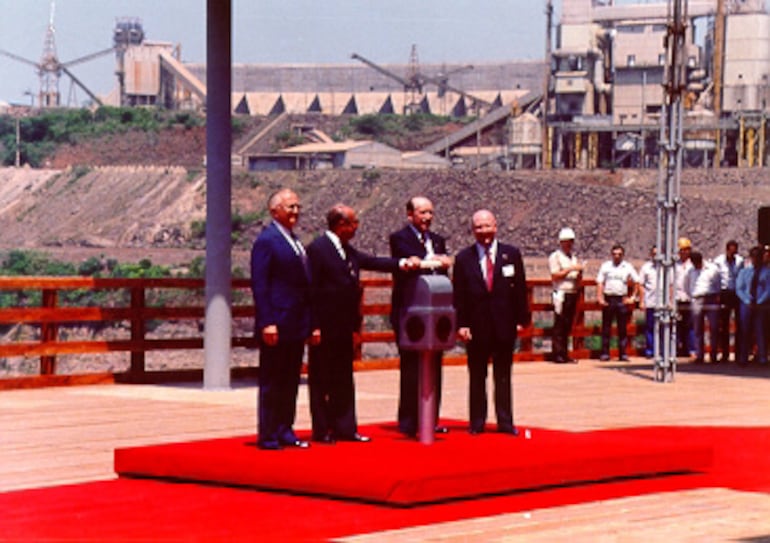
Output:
[115, 422, 712, 505]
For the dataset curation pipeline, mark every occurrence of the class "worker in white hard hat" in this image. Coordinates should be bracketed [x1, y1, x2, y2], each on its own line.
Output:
[548, 227, 584, 363]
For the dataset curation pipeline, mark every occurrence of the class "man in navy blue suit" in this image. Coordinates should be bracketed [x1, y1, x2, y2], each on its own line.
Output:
[453, 209, 530, 435]
[307, 204, 420, 444]
[389, 196, 452, 437]
[250, 188, 319, 450]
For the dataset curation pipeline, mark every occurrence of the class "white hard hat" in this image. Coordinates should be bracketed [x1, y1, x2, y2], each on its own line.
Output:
[558, 227, 576, 241]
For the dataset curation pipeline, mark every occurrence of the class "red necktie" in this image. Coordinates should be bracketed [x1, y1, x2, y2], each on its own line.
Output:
[485, 248, 494, 292]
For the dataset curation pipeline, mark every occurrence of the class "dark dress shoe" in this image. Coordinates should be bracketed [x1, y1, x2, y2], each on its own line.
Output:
[282, 439, 310, 449]
[339, 433, 371, 443]
[498, 427, 520, 436]
[468, 428, 484, 435]
[435, 426, 449, 434]
[257, 441, 283, 451]
[313, 435, 336, 445]
[619, 355, 630, 362]
[553, 356, 566, 364]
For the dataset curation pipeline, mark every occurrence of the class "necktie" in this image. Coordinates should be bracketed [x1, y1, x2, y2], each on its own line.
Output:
[343, 244, 355, 278]
[485, 248, 494, 292]
[421, 231, 435, 258]
[292, 234, 309, 276]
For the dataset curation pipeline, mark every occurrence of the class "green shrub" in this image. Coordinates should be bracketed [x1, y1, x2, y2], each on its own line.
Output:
[0, 107, 206, 166]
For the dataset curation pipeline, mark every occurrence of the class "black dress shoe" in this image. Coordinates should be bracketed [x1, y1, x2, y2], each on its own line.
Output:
[468, 428, 483, 435]
[313, 435, 336, 445]
[339, 433, 371, 443]
[498, 427, 520, 436]
[257, 441, 283, 451]
[619, 355, 630, 362]
[282, 439, 310, 449]
[435, 426, 449, 434]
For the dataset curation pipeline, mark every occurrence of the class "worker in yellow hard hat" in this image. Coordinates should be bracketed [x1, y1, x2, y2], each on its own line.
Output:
[675, 236, 694, 357]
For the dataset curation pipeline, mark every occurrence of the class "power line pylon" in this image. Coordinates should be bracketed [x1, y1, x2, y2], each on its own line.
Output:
[39, 0, 61, 107]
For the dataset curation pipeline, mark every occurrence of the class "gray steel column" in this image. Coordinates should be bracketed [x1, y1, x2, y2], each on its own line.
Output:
[203, 0, 232, 390]
[654, 0, 687, 383]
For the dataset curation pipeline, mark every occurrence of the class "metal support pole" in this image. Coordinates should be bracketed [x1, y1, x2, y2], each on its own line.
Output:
[418, 350, 437, 445]
[542, 0, 553, 171]
[654, 0, 687, 383]
[203, 0, 232, 390]
[15, 117, 21, 167]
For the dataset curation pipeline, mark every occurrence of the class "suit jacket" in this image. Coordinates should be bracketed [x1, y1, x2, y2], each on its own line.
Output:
[389, 225, 448, 324]
[250, 221, 312, 342]
[308, 234, 400, 339]
[453, 241, 531, 344]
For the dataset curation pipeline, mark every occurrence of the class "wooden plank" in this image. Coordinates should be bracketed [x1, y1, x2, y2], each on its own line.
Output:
[0, 373, 114, 390]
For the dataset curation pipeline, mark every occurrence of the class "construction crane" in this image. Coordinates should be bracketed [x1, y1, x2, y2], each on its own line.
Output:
[0, 1, 113, 107]
[351, 50, 424, 113]
[351, 46, 491, 115]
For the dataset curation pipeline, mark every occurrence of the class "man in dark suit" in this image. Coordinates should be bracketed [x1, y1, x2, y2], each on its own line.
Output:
[453, 209, 530, 435]
[250, 188, 319, 450]
[389, 196, 452, 437]
[307, 204, 420, 444]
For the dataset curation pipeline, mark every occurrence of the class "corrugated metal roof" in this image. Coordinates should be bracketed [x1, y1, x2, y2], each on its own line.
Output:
[278, 140, 372, 153]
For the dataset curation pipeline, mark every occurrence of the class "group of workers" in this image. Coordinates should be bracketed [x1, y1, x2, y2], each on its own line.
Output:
[586, 236, 770, 367]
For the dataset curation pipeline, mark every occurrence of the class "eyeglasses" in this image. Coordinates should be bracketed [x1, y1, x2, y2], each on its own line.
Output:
[282, 203, 301, 211]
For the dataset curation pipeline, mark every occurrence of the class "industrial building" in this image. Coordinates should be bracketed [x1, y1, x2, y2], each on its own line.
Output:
[4, 2, 768, 170]
[548, 0, 769, 169]
[246, 140, 450, 171]
[109, 1, 767, 170]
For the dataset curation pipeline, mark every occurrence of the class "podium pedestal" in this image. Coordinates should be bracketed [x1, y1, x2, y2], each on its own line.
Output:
[418, 350, 437, 445]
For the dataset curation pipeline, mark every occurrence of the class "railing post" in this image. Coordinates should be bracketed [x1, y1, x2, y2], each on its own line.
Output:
[40, 289, 58, 375]
[130, 284, 146, 377]
[573, 287, 586, 354]
[354, 284, 364, 361]
[519, 284, 534, 354]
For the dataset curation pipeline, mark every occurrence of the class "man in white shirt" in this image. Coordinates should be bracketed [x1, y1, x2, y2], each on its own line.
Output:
[596, 244, 640, 361]
[713, 240, 744, 362]
[638, 245, 657, 358]
[685, 251, 722, 363]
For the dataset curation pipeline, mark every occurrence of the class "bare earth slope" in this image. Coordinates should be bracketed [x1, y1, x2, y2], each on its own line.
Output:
[0, 165, 768, 267]
[0, 166, 205, 252]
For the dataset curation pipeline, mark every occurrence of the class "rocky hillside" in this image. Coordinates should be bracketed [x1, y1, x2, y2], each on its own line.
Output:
[0, 163, 767, 270]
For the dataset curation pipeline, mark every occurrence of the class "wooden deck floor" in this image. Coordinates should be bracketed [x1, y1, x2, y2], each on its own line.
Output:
[2, 358, 770, 540]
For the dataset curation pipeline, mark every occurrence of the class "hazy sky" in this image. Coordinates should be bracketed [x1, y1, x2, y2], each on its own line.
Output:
[0, 0, 556, 106]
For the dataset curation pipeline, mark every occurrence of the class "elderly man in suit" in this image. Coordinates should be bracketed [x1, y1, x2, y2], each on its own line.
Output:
[389, 196, 453, 438]
[250, 188, 319, 450]
[307, 204, 420, 444]
[453, 209, 530, 435]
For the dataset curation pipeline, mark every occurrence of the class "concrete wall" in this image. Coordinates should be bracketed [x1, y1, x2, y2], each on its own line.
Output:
[723, 13, 770, 111]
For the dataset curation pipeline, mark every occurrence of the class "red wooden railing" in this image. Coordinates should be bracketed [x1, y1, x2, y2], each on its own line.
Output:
[0, 276, 644, 389]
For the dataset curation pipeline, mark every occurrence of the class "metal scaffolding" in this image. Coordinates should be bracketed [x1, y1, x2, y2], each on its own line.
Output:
[654, 0, 688, 383]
